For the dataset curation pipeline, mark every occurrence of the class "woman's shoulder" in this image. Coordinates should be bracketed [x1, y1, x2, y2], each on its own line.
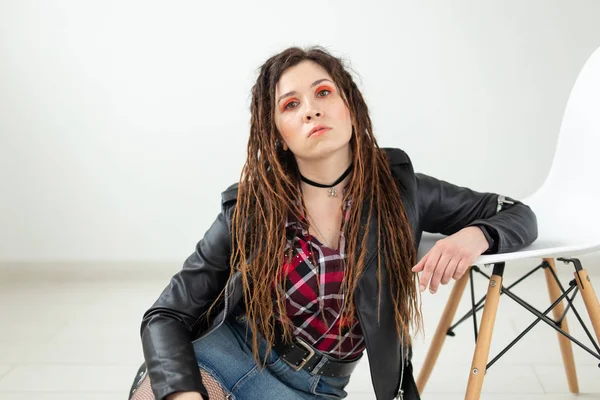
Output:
[221, 182, 239, 206]
[381, 147, 418, 195]
[381, 147, 412, 167]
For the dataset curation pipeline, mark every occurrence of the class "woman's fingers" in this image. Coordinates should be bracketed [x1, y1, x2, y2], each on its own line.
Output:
[428, 251, 453, 294]
[413, 233, 483, 293]
[418, 250, 441, 292]
[453, 258, 472, 280]
[441, 256, 461, 285]
[414, 228, 488, 294]
[412, 254, 428, 273]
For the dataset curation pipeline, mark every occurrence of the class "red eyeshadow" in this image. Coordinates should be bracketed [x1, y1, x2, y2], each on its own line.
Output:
[316, 85, 334, 93]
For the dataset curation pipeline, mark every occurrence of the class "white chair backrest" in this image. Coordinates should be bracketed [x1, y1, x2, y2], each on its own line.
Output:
[523, 46, 600, 244]
[538, 46, 600, 198]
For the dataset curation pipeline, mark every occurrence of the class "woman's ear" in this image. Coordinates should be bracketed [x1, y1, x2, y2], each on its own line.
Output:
[276, 138, 289, 151]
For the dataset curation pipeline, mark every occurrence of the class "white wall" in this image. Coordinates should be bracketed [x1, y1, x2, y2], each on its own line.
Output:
[1, 0, 599, 262]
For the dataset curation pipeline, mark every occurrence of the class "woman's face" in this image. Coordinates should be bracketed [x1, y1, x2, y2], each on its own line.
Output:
[274, 60, 353, 161]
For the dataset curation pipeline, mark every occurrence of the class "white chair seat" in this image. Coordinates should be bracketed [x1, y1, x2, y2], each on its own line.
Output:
[418, 191, 600, 265]
[419, 190, 600, 265]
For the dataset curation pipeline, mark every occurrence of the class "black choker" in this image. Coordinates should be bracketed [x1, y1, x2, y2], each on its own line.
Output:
[300, 164, 353, 197]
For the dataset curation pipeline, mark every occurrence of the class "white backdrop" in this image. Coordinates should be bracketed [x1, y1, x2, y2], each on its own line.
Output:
[1, 0, 599, 262]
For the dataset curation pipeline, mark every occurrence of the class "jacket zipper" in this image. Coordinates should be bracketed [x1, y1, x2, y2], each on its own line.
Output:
[395, 287, 410, 399]
[395, 332, 405, 399]
[355, 297, 406, 400]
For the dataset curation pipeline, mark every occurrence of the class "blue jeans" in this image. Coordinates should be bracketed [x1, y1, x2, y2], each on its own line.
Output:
[191, 313, 351, 400]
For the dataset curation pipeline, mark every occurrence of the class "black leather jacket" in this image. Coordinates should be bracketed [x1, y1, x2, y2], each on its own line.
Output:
[140, 147, 538, 400]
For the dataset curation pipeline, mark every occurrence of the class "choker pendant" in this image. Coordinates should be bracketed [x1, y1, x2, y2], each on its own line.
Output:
[300, 163, 353, 198]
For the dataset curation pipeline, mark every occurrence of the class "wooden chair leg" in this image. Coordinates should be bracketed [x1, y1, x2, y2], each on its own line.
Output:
[574, 268, 600, 347]
[543, 258, 579, 393]
[465, 264, 504, 400]
[417, 271, 470, 393]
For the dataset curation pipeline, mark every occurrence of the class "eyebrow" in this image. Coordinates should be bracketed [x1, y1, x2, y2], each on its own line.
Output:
[277, 78, 334, 104]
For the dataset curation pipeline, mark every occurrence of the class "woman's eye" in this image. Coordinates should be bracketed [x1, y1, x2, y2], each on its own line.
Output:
[284, 101, 298, 110]
[317, 89, 331, 97]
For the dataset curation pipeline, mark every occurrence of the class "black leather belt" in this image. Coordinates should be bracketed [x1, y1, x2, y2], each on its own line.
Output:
[273, 323, 363, 378]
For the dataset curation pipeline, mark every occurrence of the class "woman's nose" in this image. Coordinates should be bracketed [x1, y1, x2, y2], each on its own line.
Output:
[304, 108, 322, 122]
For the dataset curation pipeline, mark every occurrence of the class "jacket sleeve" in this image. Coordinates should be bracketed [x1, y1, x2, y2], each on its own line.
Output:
[140, 203, 233, 400]
[415, 172, 538, 254]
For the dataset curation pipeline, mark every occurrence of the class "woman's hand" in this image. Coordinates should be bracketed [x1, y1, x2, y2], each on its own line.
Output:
[166, 392, 204, 400]
[412, 227, 489, 294]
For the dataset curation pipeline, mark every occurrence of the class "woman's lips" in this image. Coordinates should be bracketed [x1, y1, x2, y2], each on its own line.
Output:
[309, 127, 331, 138]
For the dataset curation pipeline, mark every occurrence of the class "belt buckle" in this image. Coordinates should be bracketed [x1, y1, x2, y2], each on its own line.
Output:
[288, 336, 316, 371]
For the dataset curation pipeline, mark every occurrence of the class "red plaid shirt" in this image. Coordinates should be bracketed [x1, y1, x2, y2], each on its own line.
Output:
[274, 196, 365, 360]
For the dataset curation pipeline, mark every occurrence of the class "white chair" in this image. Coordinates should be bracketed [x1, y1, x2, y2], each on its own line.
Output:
[416, 44, 600, 399]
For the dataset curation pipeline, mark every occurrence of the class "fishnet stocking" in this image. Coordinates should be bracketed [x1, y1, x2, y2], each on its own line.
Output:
[130, 368, 228, 400]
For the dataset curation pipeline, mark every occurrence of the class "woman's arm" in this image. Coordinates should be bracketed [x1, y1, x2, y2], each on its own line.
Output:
[141, 201, 234, 400]
[412, 172, 538, 293]
[415, 172, 538, 253]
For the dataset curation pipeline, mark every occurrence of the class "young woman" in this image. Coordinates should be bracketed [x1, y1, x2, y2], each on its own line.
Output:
[138, 46, 538, 400]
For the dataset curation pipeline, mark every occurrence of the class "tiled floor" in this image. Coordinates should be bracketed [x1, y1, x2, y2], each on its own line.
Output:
[1, 254, 599, 399]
